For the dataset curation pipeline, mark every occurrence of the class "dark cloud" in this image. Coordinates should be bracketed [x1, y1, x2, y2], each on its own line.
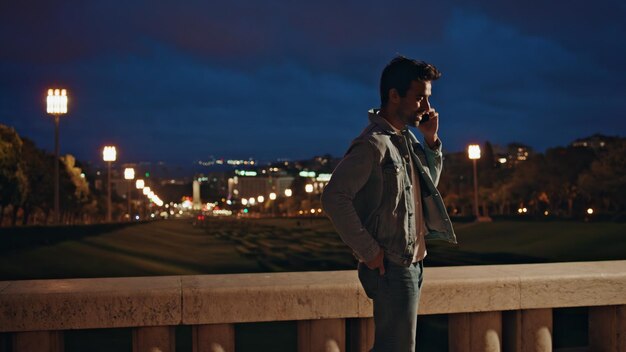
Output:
[1, 1, 624, 165]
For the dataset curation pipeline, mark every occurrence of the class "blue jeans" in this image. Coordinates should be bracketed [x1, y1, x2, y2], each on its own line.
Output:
[358, 259, 424, 352]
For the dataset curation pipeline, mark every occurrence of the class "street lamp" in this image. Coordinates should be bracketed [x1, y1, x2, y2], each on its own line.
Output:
[284, 188, 293, 197]
[136, 179, 145, 220]
[269, 192, 277, 217]
[305, 184, 314, 218]
[124, 168, 135, 221]
[46, 88, 68, 224]
[103, 146, 117, 222]
[467, 144, 481, 219]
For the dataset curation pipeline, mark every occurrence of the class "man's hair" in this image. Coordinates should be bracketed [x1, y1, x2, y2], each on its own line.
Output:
[379, 56, 442, 107]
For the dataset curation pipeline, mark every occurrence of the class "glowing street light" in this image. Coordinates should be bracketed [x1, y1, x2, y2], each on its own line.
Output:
[269, 192, 277, 217]
[248, 197, 256, 206]
[124, 168, 135, 221]
[102, 146, 117, 222]
[305, 184, 314, 218]
[47, 88, 68, 224]
[257, 195, 265, 203]
[467, 144, 481, 219]
[124, 168, 135, 180]
[284, 188, 293, 197]
[143, 187, 151, 195]
[135, 179, 145, 220]
[587, 208, 594, 215]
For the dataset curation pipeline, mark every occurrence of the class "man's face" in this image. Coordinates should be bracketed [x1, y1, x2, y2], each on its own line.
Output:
[396, 80, 432, 127]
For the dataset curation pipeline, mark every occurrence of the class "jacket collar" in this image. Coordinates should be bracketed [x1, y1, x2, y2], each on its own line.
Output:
[368, 109, 421, 146]
[368, 109, 406, 135]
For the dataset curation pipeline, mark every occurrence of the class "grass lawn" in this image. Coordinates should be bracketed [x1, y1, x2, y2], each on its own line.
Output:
[2, 218, 625, 280]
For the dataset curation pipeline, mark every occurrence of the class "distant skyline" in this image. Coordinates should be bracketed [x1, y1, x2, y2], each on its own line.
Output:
[1, 1, 625, 165]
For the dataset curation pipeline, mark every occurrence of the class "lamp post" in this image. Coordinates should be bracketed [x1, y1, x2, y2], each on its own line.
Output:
[269, 192, 277, 217]
[136, 179, 144, 220]
[305, 184, 314, 218]
[467, 144, 481, 219]
[124, 168, 135, 221]
[284, 188, 293, 217]
[102, 146, 117, 222]
[46, 88, 68, 224]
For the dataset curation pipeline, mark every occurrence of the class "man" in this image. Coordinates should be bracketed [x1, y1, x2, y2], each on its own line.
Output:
[321, 56, 457, 351]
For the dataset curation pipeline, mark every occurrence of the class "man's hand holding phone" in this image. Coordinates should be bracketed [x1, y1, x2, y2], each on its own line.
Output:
[418, 109, 440, 149]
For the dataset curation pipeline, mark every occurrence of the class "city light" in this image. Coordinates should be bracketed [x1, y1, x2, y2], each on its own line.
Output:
[269, 192, 277, 200]
[316, 173, 332, 182]
[46, 88, 68, 114]
[468, 144, 481, 160]
[498, 158, 507, 164]
[124, 168, 135, 180]
[143, 187, 151, 195]
[587, 208, 594, 215]
[136, 179, 145, 189]
[248, 197, 256, 205]
[241, 198, 248, 206]
[299, 171, 316, 178]
[284, 189, 293, 197]
[257, 195, 265, 203]
[305, 184, 314, 193]
[544, 211, 549, 216]
[102, 146, 117, 162]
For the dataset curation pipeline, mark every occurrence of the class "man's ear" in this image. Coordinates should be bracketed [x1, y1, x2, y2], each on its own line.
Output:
[389, 88, 400, 104]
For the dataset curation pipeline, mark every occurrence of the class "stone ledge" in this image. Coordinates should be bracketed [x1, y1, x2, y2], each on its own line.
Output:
[182, 271, 364, 324]
[1, 261, 626, 332]
[0, 276, 181, 332]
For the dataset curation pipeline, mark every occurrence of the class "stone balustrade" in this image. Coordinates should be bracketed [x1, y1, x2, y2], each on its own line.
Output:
[1, 261, 626, 351]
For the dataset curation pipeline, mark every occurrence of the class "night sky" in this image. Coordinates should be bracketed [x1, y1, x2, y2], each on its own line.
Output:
[1, 1, 625, 166]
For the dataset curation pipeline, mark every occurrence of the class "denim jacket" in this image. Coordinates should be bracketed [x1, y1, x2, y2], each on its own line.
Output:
[321, 109, 457, 267]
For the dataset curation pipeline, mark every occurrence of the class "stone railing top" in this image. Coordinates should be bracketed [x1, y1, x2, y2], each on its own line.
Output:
[1, 261, 626, 332]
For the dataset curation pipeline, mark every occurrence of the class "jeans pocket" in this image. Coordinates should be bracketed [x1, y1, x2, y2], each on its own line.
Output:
[357, 262, 378, 299]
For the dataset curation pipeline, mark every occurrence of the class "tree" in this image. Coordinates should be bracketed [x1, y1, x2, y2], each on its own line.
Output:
[542, 146, 596, 216]
[578, 140, 626, 213]
[61, 154, 91, 223]
[20, 138, 54, 224]
[0, 125, 28, 226]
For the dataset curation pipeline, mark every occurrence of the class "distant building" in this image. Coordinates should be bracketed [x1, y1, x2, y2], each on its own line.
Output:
[570, 134, 617, 151]
[228, 175, 295, 199]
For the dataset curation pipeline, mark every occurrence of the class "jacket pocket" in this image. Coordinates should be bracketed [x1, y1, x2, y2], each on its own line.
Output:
[382, 162, 403, 198]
